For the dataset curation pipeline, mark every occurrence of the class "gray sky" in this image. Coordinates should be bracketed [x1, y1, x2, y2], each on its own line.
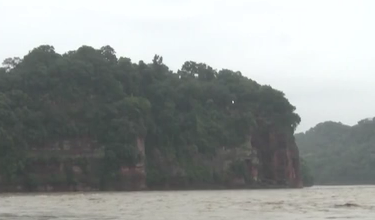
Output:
[1, 0, 374, 132]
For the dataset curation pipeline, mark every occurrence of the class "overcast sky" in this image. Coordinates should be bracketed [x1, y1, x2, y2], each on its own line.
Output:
[1, 0, 374, 132]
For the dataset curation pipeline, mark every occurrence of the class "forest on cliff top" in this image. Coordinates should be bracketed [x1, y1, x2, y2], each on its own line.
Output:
[296, 118, 375, 185]
[0, 45, 301, 188]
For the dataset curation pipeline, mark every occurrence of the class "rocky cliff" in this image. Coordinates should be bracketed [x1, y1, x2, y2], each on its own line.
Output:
[0, 133, 301, 192]
[0, 45, 302, 192]
[145, 128, 301, 190]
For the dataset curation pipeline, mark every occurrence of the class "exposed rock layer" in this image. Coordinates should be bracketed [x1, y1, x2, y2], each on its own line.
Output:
[0, 128, 301, 192]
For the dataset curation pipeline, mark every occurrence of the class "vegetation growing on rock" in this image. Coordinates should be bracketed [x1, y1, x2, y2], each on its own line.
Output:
[0, 45, 301, 190]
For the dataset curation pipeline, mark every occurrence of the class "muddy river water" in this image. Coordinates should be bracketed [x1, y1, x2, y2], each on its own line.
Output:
[1, 186, 375, 219]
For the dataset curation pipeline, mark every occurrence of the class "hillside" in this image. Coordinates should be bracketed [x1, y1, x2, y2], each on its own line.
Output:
[296, 118, 375, 185]
[0, 45, 302, 191]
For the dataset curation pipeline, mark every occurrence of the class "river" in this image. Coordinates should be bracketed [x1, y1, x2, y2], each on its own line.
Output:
[1, 186, 374, 219]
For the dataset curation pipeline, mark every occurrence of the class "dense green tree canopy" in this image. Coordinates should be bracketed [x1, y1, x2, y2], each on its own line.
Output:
[296, 118, 375, 185]
[0, 45, 300, 185]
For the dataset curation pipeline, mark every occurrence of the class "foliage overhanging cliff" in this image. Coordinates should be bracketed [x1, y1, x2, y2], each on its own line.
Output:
[296, 118, 375, 185]
[0, 45, 302, 191]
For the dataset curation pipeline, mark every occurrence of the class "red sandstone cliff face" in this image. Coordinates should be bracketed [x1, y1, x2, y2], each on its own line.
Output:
[0, 129, 301, 192]
[117, 137, 147, 190]
[250, 129, 302, 188]
[146, 127, 302, 189]
[0, 138, 147, 192]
